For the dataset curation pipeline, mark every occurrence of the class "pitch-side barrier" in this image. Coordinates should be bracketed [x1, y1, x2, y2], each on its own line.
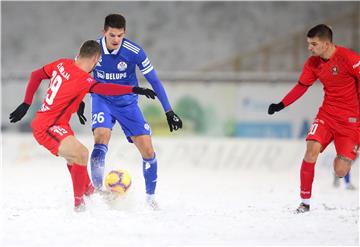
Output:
[3, 133, 342, 171]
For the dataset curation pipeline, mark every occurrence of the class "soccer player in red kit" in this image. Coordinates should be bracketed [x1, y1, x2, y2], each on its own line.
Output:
[268, 24, 360, 213]
[9, 40, 156, 211]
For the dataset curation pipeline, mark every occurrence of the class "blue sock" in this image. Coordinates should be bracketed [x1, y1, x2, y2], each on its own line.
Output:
[143, 154, 158, 195]
[344, 172, 350, 184]
[90, 144, 108, 189]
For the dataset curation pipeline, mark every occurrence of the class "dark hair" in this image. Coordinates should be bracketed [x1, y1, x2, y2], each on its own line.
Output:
[307, 24, 333, 42]
[104, 14, 126, 31]
[79, 40, 101, 58]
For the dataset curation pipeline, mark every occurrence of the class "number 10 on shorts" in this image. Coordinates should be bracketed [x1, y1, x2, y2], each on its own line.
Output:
[308, 123, 319, 135]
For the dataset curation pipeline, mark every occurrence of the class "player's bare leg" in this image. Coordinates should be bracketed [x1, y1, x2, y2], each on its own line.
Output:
[333, 155, 352, 178]
[296, 140, 322, 213]
[131, 135, 154, 159]
[66, 163, 94, 197]
[90, 127, 111, 190]
[344, 154, 358, 190]
[333, 156, 355, 190]
[58, 136, 92, 212]
[131, 135, 159, 210]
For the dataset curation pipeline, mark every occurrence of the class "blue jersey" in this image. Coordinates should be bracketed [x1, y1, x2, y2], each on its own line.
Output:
[93, 37, 156, 107]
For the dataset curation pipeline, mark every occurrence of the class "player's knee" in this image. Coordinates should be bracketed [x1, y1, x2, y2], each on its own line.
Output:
[142, 147, 155, 159]
[304, 149, 320, 162]
[334, 166, 349, 178]
[77, 145, 89, 165]
[334, 156, 351, 178]
[304, 141, 321, 162]
[94, 128, 111, 144]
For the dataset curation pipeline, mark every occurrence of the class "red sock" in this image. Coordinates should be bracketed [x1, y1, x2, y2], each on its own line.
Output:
[84, 169, 95, 196]
[300, 160, 316, 200]
[84, 169, 91, 187]
[68, 163, 91, 190]
[70, 164, 87, 207]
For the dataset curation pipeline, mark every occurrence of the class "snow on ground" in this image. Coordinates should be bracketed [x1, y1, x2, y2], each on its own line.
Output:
[1, 133, 359, 246]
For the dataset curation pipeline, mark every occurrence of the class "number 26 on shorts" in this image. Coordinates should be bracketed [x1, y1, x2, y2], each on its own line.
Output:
[92, 112, 105, 124]
[308, 123, 318, 135]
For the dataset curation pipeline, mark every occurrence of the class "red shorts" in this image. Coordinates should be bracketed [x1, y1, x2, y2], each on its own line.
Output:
[306, 111, 359, 160]
[31, 119, 74, 156]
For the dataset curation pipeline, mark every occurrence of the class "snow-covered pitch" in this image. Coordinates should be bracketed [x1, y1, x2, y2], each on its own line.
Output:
[1, 133, 358, 246]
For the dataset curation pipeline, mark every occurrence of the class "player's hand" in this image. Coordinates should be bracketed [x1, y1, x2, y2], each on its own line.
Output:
[166, 110, 182, 132]
[132, 87, 157, 99]
[9, 102, 30, 123]
[268, 102, 285, 115]
[77, 101, 87, 125]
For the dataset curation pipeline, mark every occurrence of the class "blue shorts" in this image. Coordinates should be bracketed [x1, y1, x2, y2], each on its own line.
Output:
[91, 94, 151, 143]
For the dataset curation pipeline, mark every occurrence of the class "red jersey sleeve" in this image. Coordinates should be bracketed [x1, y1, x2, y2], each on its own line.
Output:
[23, 67, 50, 105]
[24, 59, 64, 105]
[346, 48, 360, 81]
[75, 73, 133, 96]
[298, 58, 318, 86]
[281, 83, 309, 107]
[89, 82, 133, 95]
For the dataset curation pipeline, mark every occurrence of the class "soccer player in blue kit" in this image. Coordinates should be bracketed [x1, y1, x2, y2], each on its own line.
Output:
[89, 14, 182, 209]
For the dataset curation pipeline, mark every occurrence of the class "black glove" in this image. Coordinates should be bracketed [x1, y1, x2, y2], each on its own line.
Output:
[166, 110, 182, 132]
[132, 87, 156, 99]
[9, 103, 30, 123]
[268, 102, 285, 115]
[77, 101, 87, 125]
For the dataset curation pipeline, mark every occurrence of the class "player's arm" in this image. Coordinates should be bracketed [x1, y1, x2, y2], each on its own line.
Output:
[143, 70, 182, 132]
[268, 82, 310, 114]
[137, 50, 182, 132]
[268, 59, 316, 115]
[9, 67, 50, 123]
[89, 82, 156, 99]
[347, 49, 360, 82]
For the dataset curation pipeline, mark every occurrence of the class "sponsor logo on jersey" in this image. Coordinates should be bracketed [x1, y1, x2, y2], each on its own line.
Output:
[117, 61, 127, 71]
[96, 70, 105, 79]
[331, 65, 339, 75]
[96, 69, 127, 80]
[105, 72, 127, 80]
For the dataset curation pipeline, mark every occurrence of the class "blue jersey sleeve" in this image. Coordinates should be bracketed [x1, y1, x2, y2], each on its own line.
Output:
[136, 49, 172, 112]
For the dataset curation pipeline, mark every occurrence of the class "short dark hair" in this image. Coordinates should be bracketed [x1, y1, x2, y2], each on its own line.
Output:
[307, 24, 333, 42]
[104, 14, 126, 31]
[79, 40, 101, 58]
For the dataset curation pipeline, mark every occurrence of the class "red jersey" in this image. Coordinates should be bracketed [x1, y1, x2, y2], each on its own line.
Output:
[298, 46, 360, 124]
[34, 58, 95, 127]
